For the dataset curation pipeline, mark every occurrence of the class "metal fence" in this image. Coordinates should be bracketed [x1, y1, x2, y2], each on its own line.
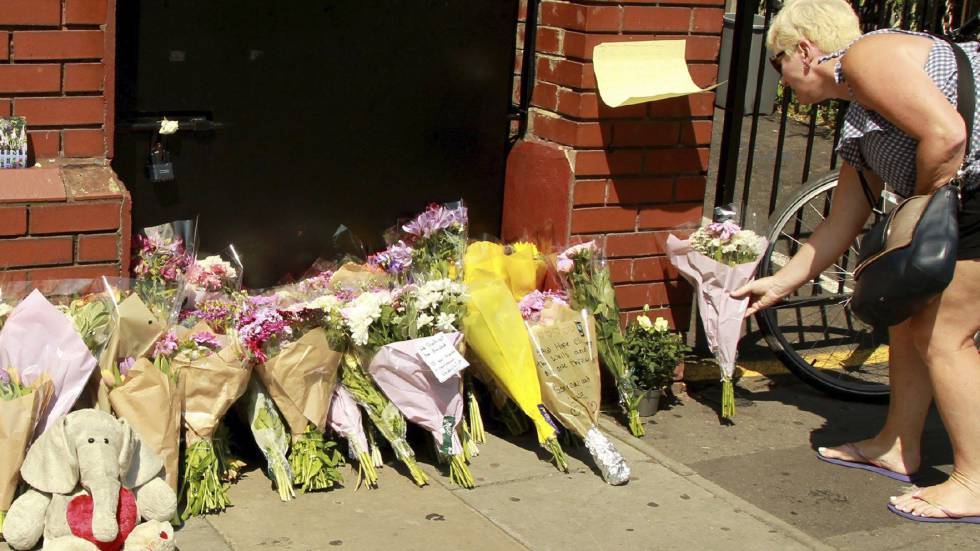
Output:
[713, 0, 973, 226]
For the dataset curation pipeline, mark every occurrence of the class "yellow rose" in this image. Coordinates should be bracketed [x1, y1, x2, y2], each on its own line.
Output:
[653, 317, 670, 332]
[636, 315, 653, 331]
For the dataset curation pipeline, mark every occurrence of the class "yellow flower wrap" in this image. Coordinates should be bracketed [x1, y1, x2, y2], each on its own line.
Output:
[463, 241, 546, 300]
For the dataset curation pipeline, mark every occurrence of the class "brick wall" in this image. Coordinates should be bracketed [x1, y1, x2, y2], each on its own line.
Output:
[503, 0, 724, 330]
[0, 1, 129, 282]
[0, 0, 114, 159]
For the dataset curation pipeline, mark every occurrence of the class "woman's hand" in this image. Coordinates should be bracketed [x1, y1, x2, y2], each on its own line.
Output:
[731, 276, 792, 318]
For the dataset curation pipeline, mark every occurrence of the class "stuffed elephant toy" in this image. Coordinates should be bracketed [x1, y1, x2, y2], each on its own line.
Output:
[2, 409, 177, 551]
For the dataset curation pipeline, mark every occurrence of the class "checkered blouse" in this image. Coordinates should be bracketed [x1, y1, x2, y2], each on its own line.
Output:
[825, 28, 980, 197]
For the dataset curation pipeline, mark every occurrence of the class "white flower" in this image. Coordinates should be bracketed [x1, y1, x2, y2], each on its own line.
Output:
[653, 317, 670, 332]
[306, 294, 341, 312]
[435, 312, 456, 332]
[636, 315, 653, 331]
[341, 290, 392, 346]
[417, 313, 434, 328]
[0, 303, 11, 319]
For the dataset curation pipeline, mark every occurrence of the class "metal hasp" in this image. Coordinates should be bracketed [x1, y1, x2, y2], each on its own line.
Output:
[713, 0, 760, 211]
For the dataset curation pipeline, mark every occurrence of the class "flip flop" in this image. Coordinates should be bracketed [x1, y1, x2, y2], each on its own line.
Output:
[816, 444, 917, 483]
[887, 499, 980, 524]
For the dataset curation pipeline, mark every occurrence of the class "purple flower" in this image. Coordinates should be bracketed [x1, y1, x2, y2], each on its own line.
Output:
[0, 368, 9, 385]
[706, 221, 741, 242]
[118, 357, 136, 377]
[191, 331, 221, 351]
[153, 331, 179, 358]
[402, 204, 465, 239]
[369, 240, 414, 274]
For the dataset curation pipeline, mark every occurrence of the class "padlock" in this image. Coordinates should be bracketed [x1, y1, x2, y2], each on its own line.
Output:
[147, 138, 175, 182]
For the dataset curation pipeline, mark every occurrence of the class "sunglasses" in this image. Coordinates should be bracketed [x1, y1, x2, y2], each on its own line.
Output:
[769, 51, 786, 75]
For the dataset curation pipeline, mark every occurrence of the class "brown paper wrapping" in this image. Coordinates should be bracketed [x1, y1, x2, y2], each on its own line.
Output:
[99, 294, 166, 373]
[108, 359, 183, 491]
[254, 327, 341, 437]
[329, 263, 388, 290]
[0, 380, 53, 510]
[176, 331, 251, 445]
[528, 305, 602, 438]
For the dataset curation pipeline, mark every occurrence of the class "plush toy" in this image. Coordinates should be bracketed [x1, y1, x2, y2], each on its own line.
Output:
[2, 409, 177, 551]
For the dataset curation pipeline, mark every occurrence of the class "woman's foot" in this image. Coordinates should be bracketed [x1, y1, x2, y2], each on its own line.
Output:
[890, 471, 980, 519]
[817, 437, 920, 476]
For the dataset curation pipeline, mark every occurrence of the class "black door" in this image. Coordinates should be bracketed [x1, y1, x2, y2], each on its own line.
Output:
[114, 1, 517, 287]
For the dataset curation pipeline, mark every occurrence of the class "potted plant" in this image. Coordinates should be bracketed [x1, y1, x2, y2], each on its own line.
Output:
[625, 309, 690, 417]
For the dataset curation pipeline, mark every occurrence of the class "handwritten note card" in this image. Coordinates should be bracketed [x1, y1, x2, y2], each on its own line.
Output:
[417, 333, 469, 383]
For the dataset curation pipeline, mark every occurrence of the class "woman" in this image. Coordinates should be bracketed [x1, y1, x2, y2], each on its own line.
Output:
[733, 0, 980, 522]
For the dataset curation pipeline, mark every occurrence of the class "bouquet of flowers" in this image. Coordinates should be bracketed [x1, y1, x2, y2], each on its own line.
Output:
[557, 241, 643, 437]
[327, 384, 378, 488]
[0, 368, 53, 533]
[243, 377, 294, 501]
[241, 292, 345, 494]
[364, 278, 476, 488]
[132, 219, 197, 324]
[340, 288, 429, 486]
[400, 202, 468, 281]
[462, 243, 568, 471]
[666, 218, 766, 419]
[164, 309, 251, 517]
[625, 309, 690, 397]
[184, 246, 244, 308]
[520, 291, 631, 485]
[0, 289, 103, 435]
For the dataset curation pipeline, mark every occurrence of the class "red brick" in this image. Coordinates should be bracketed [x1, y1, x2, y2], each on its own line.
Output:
[63, 129, 105, 157]
[27, 131, 60, 158]
[573, 180, 607, 206]
[0, 32, 8, 61]
[29, 263, 120, 281]
[512, 75, 522, 105]
[606, 231, 678, 257]
[608, 178, 674, 205]
[536, 57, 595, 89]
[13, 31, 105, 61]
[675, 176, 708, 202]
[623, 7, 691, 33]
[689, 63, 719, 89]
[532, 82, 560, 111]
[540, 1, 585, 30]
[66, 0, 109, 25]
[612, 121, 680, 147]
[30, 202, 121, 234]
[0, 65, 61, 94]
[518, 0, 528, 21]
[615, 282, 668, 309]
[536, 27, 562, 55]
[77, 233, 118, 262]
[566, 34, 718, 63]
[557, 89, 646, 119]
[64, 63, 105, 92]
[15, 97, 104, 126]
[574, 150, 643, 176]
[571, 207, 637, 234]
[0, 100, 11, 118]
[637, 203, 703, 230]
[0, 0, 61, 26]
[532, 111, 609, 147]
[660, 0, 724, 4]
[516, 22, 525, 50]
[584, 5, 622, 32]
[608, 258, 633, 283]
[632, 256, 678, 281]
[648, 93, 715, 118]
[0, 236, 73, 268]
[644, 148, 709, 174]
[0, 167, 65, 203]
[680, 120, 713, 146]
[692, 8, 725, 33]
[0, 206, 27, 237]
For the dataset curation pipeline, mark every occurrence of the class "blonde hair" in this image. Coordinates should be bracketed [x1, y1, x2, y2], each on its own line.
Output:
[766, 0, 862, 55]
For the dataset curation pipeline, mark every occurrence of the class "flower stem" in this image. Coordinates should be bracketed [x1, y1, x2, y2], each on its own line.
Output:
[355, 451, 379, 490]
[288, 426, 344, 493]
[722, 379, 736, 419]
[544, 436, 569, 473]
[467, 389, 486, 444]
[449, 455, 475, 488]
[179, 439, 230, 520]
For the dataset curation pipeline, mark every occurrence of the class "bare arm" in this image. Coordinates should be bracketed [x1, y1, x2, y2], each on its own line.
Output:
[733, 163, 882, 316]
[843, 35, 966, 194]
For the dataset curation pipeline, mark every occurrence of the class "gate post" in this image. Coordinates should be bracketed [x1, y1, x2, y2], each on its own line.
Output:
[502, 0, 725, 332]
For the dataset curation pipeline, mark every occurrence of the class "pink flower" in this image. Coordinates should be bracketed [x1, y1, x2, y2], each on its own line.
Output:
[153, 331, 179, 358]
[556, 255, 574, 274]
[706, 221, 740, 242]
[118, 357, 136, 377]
[191, 331, 221, 351]
[519, 290, 569, 321]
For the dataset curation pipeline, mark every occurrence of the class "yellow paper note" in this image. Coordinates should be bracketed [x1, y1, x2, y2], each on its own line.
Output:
[592, 40, 721, 108]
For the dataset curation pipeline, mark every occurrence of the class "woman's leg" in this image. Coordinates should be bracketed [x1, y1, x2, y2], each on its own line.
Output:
[892, 259, 980, 518]
[817, 320, 931, 475]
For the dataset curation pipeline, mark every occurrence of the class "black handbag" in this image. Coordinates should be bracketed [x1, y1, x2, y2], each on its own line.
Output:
[850, 36, 974, 328]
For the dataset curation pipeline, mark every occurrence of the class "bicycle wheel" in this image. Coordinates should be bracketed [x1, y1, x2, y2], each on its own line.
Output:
[756, 171, 894, 401]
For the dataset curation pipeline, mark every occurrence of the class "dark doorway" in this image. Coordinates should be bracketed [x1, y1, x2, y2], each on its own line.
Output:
[114, 1, 518, 287]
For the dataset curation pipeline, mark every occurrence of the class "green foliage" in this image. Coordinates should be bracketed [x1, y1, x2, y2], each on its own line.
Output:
[625, 319, 690, 392]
